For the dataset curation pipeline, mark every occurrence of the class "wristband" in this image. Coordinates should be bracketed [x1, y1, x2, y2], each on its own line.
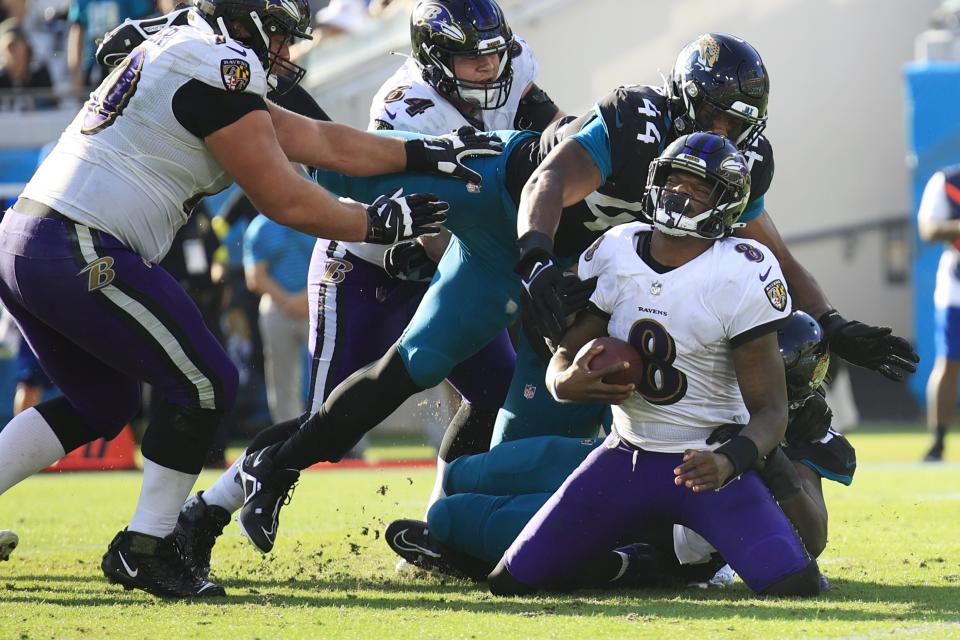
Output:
[545, 372, 571, 403]
[515, 230, 555, 274]
[403, 139, 428, 173]
[817, 309, 845, 339]
[714, 435, 760, 482]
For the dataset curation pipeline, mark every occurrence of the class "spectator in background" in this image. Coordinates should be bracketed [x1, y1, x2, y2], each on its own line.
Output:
[13, 340, 54, 415]
[918, 166, 960, 462]
[0, 18, 55, 110]
[243, 212, 314, 424]
[66, 0, 151, 92]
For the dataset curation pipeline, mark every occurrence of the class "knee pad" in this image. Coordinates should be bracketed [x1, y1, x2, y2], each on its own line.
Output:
[35, 392, 137, 452]
[140, 400, 226, 474]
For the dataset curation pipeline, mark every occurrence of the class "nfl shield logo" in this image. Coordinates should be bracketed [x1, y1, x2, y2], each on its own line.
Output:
[220, 58, 251, 92]
[523, 384, 536, 400]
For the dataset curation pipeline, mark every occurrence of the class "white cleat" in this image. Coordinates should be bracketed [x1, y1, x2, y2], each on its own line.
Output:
[0, 530, 19, 561]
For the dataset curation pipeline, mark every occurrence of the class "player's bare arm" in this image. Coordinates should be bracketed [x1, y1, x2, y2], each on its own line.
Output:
[675, 331, 788, 493]
[547, 311, 634, 404]
[268, 103, 502, 183]
[738, 210, 918, 381]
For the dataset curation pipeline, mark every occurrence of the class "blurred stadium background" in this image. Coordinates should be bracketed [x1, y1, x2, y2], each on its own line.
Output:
[0, 0, 954, 444]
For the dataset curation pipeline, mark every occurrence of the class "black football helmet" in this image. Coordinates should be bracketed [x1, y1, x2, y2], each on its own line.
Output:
[778, 310, 831, 408]
[195, 0, 313, 91]
[643, 132, 751, 239]
[667, 33, 769, 148]
[410, 0, 514, 110]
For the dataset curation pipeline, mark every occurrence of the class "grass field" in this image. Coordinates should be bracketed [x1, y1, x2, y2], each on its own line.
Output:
[1, 424, 959, 640]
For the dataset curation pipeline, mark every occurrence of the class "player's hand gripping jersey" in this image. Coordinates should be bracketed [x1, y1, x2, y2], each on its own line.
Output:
[369, 37, 538, 134]
[577, 222, 791, 452]
[22, 9, 268, 263]
[531, 84, 774, 260]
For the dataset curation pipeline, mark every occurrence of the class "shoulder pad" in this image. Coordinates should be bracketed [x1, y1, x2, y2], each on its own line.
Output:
[596, 84, 670, 165]
[96, 8, 192, 67]
[510, 35, 539, 90]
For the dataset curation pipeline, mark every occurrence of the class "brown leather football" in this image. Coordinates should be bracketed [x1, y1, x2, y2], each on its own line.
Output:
[577, 336, 644, 386]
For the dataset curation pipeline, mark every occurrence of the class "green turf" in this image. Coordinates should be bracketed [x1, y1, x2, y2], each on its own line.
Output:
[2, 424, 959, 639]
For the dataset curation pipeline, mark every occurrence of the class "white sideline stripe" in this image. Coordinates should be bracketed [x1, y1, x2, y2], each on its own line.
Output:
[309, 242, 348, 414]
[821, 622, 960, 640]
[75, 226, 217, 409]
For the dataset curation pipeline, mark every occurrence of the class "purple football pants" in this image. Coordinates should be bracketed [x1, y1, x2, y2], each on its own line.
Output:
[306, 239, 514, 412]
[0, 210, 237, 439]
[503, 434, 812, 594]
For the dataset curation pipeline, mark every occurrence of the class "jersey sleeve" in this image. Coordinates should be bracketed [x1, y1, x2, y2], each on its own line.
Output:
[567, 111, 613, 182]
[719, 241, 791, 348]
[918, 171, 949, 224]
[177, 29, 269, 97]
[577, 231, 618, 316]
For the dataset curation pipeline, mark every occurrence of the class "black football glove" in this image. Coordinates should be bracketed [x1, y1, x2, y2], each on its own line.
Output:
[364, 188, 448, 245]
[819, 311, 919, 382]
[515, 231, 566, 341]
[404, 126, 503, 184]
[786, 388, 832, 445]
[383, 239, 437, 282]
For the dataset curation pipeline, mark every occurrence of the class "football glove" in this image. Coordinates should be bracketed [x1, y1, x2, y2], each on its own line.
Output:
[404, 126, 503, 184]
[383, 240, 437, 282]
[364, 189, 448, 245]
[515, 231, 566, 341]
[785, 389, 832, 445]
[819, 311, 919, 382]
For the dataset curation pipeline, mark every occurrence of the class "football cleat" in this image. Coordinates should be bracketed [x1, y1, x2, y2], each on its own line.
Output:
[175, 492, 231, 579]
[0, 530, 18, 561]
[385, 519, 490, 580]
[101, 529, 226, 598]
[923, 441, 944, 463]
[237, 445, 299, 553]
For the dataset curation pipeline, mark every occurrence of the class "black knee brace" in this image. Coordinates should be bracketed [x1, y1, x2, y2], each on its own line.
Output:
[140, 401, 225, 474]
[762, 558, 823, 597]
[487, 559, 536, 596]
[33, 396, 106, 453]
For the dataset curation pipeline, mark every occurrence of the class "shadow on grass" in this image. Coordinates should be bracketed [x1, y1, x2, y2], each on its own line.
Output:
[6, 574, 960, 623]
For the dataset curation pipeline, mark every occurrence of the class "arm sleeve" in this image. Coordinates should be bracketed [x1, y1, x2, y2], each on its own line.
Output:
[514, 83, 560, 133]
[722, 244, 792, 348]
[172, 79, 268, 139]
[918, 171, 949, 224]
[568, 109, 613, 183]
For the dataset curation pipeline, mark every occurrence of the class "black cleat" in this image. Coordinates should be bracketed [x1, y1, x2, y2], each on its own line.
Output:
[175, 492, 231, 579]
[0, 530, 18, 561]
[237, 445, 299, 553]
[101, 529, 226, 598]
[923, 441, 944, 462]
[385, 519, 490, 580]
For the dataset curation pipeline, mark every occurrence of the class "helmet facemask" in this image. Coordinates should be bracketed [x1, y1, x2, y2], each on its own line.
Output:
[643, 138, 751, 240]
[420, 35, 513, 110]
[201, 0, 313, 94]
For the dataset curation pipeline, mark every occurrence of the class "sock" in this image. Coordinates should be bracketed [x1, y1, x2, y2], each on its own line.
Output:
[424, 457, 448, 516]
[128, 458, 198, 538]
[0, 408, 67, 495]
[201, 454, 245, 513]
[934, 424, 947, 446]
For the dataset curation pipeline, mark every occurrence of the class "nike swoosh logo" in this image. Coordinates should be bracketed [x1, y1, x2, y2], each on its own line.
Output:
[759, 267, 772, 282]
[118, 551, 138, 578]
[253, 449, 267, 467]
[384, 109, 397, 120]
[225, 45, 247, 57]
[197, 582, 218, 593]
[393, 530, 439, 557]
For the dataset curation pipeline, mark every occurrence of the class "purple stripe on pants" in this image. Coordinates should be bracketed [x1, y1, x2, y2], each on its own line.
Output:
[503, 434, 811, 594]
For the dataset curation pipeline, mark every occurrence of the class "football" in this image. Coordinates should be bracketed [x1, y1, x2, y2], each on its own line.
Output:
[576, 336, 644, 386]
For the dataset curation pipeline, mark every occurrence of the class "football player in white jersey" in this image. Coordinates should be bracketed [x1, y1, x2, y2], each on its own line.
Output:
[172, 0, 565, 576]
[487, 132, 823, 597]
[0, 0, 500, 598]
